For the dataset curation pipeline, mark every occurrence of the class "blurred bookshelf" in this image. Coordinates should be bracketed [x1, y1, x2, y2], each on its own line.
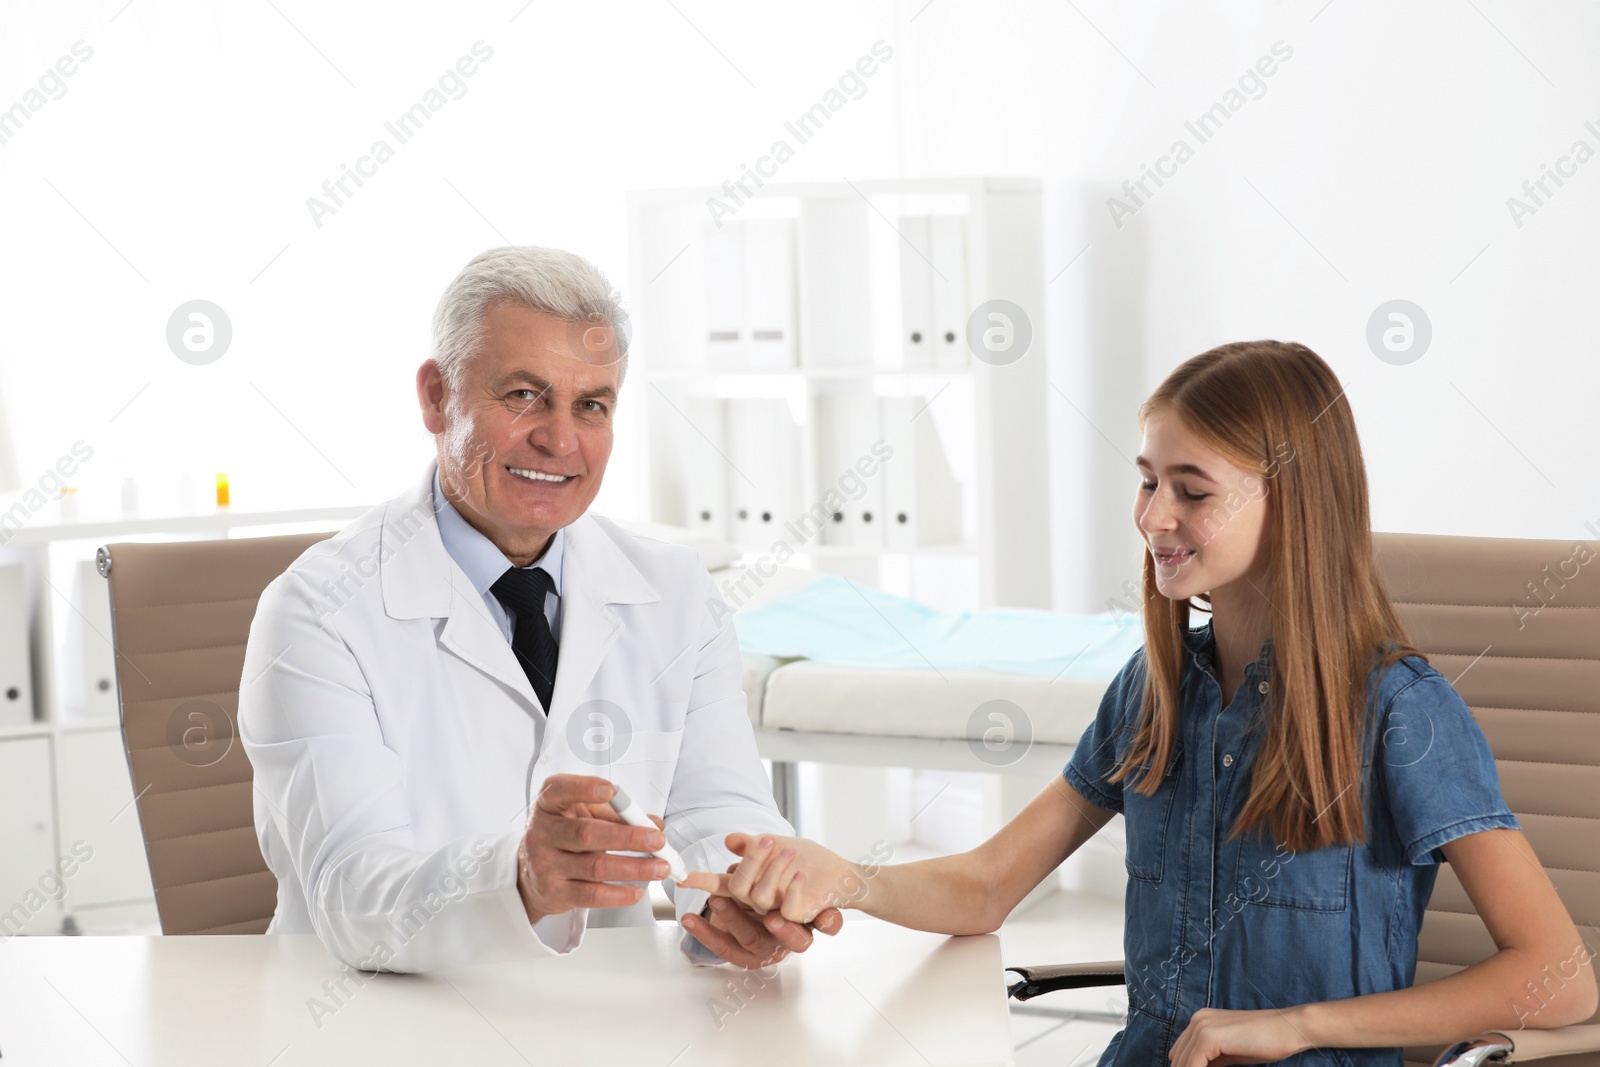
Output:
[626, 177, 1051, 611]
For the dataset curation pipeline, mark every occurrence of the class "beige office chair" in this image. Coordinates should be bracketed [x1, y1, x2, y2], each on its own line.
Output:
[1007, 532, 1600, 1064]
[99, 532, 332, 935]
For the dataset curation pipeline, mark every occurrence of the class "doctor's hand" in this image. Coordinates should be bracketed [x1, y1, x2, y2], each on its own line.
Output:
[680, 862, 845, 970]
[515, 775, 670, 926]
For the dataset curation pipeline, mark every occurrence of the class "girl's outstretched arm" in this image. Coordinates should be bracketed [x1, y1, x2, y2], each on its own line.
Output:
[1167, 827, 1599, 1067]
[682, 775, 1116, 935]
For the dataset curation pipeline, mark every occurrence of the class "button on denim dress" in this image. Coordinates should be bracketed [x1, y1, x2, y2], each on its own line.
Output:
[1064, 622, 1518, 1067]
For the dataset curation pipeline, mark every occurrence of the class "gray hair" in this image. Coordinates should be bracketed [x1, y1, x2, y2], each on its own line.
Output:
[430, 245, 630, 391]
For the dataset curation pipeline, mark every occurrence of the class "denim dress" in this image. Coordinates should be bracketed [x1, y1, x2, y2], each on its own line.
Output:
[1064, 622, 1518, 1067]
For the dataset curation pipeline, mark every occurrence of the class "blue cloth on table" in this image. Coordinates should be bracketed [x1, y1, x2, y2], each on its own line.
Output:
[732, 574, 1145, 678]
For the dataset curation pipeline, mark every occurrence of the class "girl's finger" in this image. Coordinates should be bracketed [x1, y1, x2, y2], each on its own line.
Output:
[677, 871, 733, 895]
[726, 838, 781, 901]
[779, 871, 818, 924]
[748, 846, 797, 912]
[724, 832, 761, 856]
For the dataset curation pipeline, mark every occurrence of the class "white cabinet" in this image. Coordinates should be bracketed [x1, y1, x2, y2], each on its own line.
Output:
[56, 726, 154, 910]
[0, 735, 61, 935]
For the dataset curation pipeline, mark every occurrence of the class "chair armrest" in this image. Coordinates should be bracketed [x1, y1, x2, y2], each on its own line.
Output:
[1502, 1024, 1600, 1062]
[1431, 1033, 1517, 1067]
[1006, 961, 1126, 1002]
[1420, 1024, 1600, 1067]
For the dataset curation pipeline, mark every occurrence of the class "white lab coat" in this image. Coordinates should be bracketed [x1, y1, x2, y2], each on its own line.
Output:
[239, 464, 790, 972]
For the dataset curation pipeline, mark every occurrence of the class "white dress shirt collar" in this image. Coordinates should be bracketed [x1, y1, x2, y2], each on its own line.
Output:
[432, 466, 565, 596]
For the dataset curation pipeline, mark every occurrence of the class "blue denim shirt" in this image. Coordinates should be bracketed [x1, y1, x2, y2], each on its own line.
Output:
[1064, 621, 1518, 1067]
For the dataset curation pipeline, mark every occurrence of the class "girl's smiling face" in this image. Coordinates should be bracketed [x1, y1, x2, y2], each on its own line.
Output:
[1134, 408, 1272, 604]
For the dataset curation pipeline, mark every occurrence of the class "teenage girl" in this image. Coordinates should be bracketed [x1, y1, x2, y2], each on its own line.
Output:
[684, 341, 1597, 1065]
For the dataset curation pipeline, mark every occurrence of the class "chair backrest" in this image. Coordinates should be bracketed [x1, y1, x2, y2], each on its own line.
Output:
[1374, 532, 1600, 1063]
[100, 532, 333, 935]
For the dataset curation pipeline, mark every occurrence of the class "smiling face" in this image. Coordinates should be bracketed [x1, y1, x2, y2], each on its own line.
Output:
[418, 300, 621, 566]
[1133, 407, 1272, 606]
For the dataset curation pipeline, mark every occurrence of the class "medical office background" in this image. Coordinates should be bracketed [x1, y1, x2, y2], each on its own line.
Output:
[0, 0, 1596, 955]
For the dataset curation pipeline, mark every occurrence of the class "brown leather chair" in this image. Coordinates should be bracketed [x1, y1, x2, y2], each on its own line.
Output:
[1007, 531, 1600, 1064]
[98, 532, 332, 935]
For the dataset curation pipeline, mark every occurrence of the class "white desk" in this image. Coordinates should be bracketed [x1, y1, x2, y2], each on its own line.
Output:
[0, 922, 1016, 1066]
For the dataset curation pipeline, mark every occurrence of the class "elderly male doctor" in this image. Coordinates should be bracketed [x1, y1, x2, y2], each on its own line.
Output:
[240, 245, 838, 972]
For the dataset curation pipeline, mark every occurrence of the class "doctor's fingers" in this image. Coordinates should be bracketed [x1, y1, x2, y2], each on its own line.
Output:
[683, 909, 786, 970]
[674, 878, 828, 954]
[533, 773, 620, 815]
[547, 847, 671, 887]
[538, 812, 664, 855]
[808, 906, 844, 936]
[544, 874, 646, 912]
[759, 906, 843, 953]
[704, 898, 789, 962]
[573, 802, 665, 830]
[758, 909, 816, 953]
[582, 805, 665, 833]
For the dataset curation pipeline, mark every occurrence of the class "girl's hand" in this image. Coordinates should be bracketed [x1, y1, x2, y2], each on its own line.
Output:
[680, 833, 860, 924]
[1167, 1006, 1311, 1067]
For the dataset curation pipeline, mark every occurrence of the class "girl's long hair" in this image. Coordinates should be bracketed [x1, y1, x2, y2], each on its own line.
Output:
[1110, 340, 1421, 851]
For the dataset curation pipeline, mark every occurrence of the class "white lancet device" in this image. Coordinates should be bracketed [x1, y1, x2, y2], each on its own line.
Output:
[608, 786, 689, 883]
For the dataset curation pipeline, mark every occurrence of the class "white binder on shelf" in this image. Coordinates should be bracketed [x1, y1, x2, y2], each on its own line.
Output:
[897, 215, 934, 370]
[724, 398, 801, 548]
[63, 557, 118, 721]
[815, 393, 885, 548]
[812, 396, 848, 546]
[741, 219, 798, 371]
[723, 401, 754, 548]
[929, 215, 969, 370]
[681, 394, 729, 542]
[879, 396, 964, 551]
[0, 563, 32, 727]
[798, 199, 873, 370]
[701, 221, 745, 371]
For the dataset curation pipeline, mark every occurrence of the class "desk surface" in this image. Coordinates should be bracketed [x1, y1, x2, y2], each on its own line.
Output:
[0, 922, 1016, 1066]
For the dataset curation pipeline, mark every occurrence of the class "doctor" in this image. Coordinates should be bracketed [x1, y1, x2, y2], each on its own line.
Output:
[240, 245, 839, 972]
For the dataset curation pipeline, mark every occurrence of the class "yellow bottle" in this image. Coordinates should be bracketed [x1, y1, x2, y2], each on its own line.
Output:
[215, 472, 230, 508]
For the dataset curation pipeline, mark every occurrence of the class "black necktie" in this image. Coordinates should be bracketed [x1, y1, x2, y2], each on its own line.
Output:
[489, 566, 559, 713]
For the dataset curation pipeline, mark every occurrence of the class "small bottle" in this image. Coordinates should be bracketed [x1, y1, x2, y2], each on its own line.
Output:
[215, 472, 230, 508]
[120, 477, 140, 515]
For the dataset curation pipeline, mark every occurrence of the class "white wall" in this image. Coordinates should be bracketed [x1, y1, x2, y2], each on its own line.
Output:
[2, 1, 1595, 611]
[891, 1, 1600, 609]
